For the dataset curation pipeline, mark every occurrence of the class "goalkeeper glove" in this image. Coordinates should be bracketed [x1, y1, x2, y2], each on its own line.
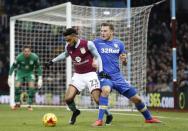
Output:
[37, 76, 43, 89]
[8, 75, 13, 87]
[45, 60, 53, 69]
[98, 71, 111, 79]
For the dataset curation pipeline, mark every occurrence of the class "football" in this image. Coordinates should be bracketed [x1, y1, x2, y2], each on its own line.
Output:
[42, 113, 57, 127]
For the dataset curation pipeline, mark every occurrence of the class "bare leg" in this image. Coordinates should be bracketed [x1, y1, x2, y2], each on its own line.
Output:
[64, 85, 80, 125]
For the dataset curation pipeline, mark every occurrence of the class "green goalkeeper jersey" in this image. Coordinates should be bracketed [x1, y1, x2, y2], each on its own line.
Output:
[9, 52, 42, 77]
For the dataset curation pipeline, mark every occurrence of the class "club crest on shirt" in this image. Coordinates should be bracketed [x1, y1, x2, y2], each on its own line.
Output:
[80, 47, 86, 54]
[114, 43, 118, 48]
[75, 56, 81, 63]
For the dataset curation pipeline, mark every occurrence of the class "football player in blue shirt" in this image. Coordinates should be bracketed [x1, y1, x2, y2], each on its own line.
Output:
[93, 23, 161, 126]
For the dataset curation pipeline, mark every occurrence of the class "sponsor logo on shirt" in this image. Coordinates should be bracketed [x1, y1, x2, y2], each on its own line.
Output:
[101, 48, 120, 54]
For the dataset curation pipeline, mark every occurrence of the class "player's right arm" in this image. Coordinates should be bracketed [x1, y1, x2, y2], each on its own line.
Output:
[9, 62, 17, 76]
[8, 57, 19, 87]
[8, 54, 20, 76]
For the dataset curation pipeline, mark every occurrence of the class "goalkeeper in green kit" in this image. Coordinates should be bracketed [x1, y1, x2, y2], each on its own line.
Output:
[8, 45, 43, 111]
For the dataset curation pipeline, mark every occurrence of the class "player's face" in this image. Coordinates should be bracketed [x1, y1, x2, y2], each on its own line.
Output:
[23, 48, 31, 58]
[64, 35, 77, 46]
[100, 26, 113, 41]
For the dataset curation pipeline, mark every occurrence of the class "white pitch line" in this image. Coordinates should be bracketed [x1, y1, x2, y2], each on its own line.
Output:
[112, 112, 188, 121]
[19, 105, 188, 121]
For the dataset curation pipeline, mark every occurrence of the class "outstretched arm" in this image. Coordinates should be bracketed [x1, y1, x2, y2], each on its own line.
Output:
[45, 49, 69, 69]
[52, 51, 69, 63]
[88, 41, 103, 72]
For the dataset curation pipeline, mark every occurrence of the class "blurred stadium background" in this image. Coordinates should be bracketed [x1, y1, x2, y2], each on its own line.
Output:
[0, 0, 188, 110]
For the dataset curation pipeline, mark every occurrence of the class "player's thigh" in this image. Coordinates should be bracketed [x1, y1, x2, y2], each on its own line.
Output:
[69, 73, 85, 92]
[15, 81, 22, 87]
[113, 75, 137, 96]
[15, 75, 24, 87]
[64, 85, 78, 101]
[28, 81, 35, 87]
[91, 89, 101, 104]
[25, 75, 36, 87]
[85, 72, 100, 92]
[122, 86, 137, 99]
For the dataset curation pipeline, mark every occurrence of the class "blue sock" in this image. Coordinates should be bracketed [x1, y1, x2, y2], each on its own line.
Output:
[98, 96, 108, 120]
[135, 102, 152, 120]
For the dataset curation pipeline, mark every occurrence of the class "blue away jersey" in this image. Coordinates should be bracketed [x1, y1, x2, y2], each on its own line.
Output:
[93, 38, 126, 74]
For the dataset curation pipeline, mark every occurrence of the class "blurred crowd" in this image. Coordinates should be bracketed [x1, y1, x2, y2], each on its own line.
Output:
[0, 0, 188, 94]
[146, 2, 188, 92]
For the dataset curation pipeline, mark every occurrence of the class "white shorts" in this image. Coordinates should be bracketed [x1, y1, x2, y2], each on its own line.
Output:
[69, 72, 100, 93]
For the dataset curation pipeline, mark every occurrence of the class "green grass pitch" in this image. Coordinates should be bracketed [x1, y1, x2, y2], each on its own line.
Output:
[0, 104, 188, 131]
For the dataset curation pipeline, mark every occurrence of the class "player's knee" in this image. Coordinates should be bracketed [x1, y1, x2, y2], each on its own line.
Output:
[101, 86, 111, 97]
[130, 95, 142, 104]
[15, 82, 21, 87]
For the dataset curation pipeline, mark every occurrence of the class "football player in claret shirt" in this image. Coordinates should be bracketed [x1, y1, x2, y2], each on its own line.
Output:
[8, 45, 43, 111]
[92, 23, 161, 126]
[45, 28, 111, 125]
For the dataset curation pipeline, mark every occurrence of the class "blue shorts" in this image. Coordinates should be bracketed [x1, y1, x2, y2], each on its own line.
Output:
[99, 72, 137, 99]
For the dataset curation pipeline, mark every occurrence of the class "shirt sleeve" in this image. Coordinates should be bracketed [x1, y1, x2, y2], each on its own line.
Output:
[88, 41, 103, 72]
[119, 41, 127, 54]
[32, 54, 42, 76]
[52, 46, 69, 63]
[9, 61, 17, 76]
[36, 57, 42, 76]
[8, 55, 20, 76]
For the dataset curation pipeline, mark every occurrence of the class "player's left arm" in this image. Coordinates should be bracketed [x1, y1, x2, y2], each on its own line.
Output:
[87, 41, 103, 72]
[35, 54, 43, 88]
[35, 55, 42, 76]
[119, 42, 128, 66]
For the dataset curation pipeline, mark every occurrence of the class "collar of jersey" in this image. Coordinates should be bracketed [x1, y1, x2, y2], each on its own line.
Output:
[74, 39, 80, 48]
